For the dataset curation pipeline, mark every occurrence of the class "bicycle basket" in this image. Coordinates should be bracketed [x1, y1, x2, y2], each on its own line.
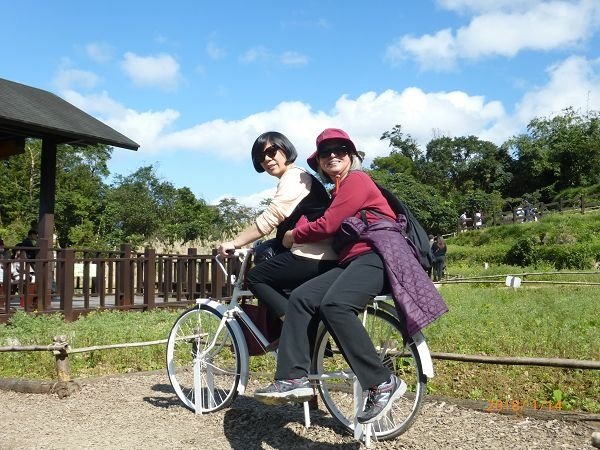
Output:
[239, 301, 282, 356]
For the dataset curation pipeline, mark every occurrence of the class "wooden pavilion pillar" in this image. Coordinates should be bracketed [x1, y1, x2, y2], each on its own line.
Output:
[38, 138, 57, 242]
[36, 138, 57, 309]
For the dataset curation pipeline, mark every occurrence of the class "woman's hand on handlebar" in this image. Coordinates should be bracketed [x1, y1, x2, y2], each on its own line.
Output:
[218, 241, 236, 257]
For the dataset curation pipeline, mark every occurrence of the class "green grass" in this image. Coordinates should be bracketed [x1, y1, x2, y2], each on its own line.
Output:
[0, 283, 598, 413]
[0, 309, 179, 379]
[425, 284, 599, 412]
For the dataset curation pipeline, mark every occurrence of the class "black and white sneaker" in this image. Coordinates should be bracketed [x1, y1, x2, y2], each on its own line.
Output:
[254, 377, 313, 405]
[356, 374, 407, 424]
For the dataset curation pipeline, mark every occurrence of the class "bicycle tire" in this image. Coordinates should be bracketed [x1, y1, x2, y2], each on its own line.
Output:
[311, 305, 427, 440]
[166, 304, 241, 413]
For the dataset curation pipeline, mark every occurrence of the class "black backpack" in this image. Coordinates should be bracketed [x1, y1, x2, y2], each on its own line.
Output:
[375, 183, 434, 271]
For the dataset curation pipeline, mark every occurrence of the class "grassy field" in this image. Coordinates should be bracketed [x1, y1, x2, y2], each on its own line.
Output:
[1, 281, 598, 412]
[425, 283, 599, 413]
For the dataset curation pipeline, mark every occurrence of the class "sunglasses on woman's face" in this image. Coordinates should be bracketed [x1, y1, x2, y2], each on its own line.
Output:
[259, 145, 280, 162]
[318, 145, 349, 159]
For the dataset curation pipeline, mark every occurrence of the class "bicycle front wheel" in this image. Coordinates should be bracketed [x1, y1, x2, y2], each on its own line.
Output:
[311, 305, 427, 440]
[166, 304, 241, 413]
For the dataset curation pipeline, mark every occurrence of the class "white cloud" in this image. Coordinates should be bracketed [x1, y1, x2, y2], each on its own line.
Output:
[386, 29, 457, 71]
[240, 47, 308, 67]
[85, 42, 112, 63]
[280, 51, 309, 66]
[387, 0, 600, 70]
[240, 46, 269, 63]
[206, 41, 225, 60]
[53, 64, 101, 91]
[515, 55, 600, 123]
[61, 90, 180, 149]
[437, 0, 542, 14]
[211, 187, 277, 208]
[121, 52, 181, 90]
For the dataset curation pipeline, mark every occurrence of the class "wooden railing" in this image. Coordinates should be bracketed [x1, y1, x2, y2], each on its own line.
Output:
[0, 243, 238, 322]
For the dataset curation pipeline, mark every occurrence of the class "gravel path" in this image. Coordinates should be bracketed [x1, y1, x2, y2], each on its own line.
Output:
[0, 372, 597, 449]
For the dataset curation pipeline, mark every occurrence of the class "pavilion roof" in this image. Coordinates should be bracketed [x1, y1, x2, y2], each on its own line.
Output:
[0, 78, 139, 150]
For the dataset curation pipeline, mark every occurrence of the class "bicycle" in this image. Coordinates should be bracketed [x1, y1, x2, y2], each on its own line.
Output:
[166, 249, 435, 442]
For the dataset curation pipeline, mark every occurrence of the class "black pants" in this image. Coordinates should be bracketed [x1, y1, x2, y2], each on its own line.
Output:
[275, 252, 390, 388]
[433, 256, 445, 281]
[247, 252, 337, 318]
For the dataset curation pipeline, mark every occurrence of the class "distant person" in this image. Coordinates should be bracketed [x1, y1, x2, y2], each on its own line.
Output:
[474, 211, 483, 230]
[523, 201, 532, 222]
[459, 212, 469, 232]
[0, 239, 7, 259]
[431, 236, 447, 282]
[0, 239, 7, 281]
[14, 229, 38, 260]
[427, 234, 435, 279]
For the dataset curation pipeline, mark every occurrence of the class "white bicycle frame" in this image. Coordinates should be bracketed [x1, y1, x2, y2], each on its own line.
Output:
[194, 249, 434, 445]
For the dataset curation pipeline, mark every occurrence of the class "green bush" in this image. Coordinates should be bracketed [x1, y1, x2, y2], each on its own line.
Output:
[505, 237, 539, 267]
[538, 244, 597, 270]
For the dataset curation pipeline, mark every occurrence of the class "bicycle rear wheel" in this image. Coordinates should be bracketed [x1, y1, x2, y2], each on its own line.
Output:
[166, 304, 241, 413]
[311, 305, 427, 440]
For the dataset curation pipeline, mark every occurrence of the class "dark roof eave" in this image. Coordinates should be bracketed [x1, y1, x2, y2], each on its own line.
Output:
[0, 118, 139, 150]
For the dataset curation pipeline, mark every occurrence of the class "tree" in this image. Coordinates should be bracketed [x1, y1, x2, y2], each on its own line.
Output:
[367, 171, 456, 235]
[55, 144, 112, 248]
[377, 125, 422, 179]
[380, 125, 421, 161]
[506, 108, 600, 200]
[103, 166, 163, 246]
[158, 187, 219, 248]
[212, 198, 256, 239]
[0, 139, 41, 235]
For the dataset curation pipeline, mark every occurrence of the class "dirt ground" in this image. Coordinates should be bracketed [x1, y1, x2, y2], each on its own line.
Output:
[0, 372, 597, 450]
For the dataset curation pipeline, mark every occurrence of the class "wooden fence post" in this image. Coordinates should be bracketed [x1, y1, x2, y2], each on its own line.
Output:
[188, 248, 197, 300]
[143, 247, 156, 310]
[62, 249, 74, 321]
[118, 244, 132, 307]
[34, 238, 50, 311]
[210, 249, 224, 299]
[53, 335, 71, 382]
[580, 194, 585, 214]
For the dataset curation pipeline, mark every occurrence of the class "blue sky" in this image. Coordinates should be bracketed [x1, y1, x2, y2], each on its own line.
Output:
[2, 0, 600, 207]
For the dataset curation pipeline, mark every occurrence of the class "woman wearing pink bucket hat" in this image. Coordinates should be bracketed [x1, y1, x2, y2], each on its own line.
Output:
[254, 128, 407, 424]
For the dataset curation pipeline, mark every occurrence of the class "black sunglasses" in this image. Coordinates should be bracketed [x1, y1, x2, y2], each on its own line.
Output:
[318, 145, 349, 159]
[258, 145, 280, 162]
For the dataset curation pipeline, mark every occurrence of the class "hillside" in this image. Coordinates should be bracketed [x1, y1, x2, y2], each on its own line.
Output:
[445, 210, 600, 272]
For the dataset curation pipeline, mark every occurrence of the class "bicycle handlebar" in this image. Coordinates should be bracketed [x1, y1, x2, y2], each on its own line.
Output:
[215, 248, 252, 276]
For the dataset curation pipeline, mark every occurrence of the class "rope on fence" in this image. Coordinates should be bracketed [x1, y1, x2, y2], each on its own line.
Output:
[440, 270, 600, 286]
[429, 352, 600, 370]
[442, 280, 600, 286]
[68, 338, 168, 354]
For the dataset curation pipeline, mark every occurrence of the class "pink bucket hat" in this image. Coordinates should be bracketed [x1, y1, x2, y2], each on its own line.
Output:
[307, 128, 359, 171]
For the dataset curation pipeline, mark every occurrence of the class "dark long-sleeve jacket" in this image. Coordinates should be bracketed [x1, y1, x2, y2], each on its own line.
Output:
[337, 215, 448, 336]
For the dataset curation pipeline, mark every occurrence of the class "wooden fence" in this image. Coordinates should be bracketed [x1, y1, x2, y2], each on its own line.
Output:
[0, 242, 238, 323]
[458, 192, 600, 232]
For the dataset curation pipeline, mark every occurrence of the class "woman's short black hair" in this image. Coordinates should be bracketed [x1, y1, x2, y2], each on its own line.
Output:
[251, 131, 298, 173]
